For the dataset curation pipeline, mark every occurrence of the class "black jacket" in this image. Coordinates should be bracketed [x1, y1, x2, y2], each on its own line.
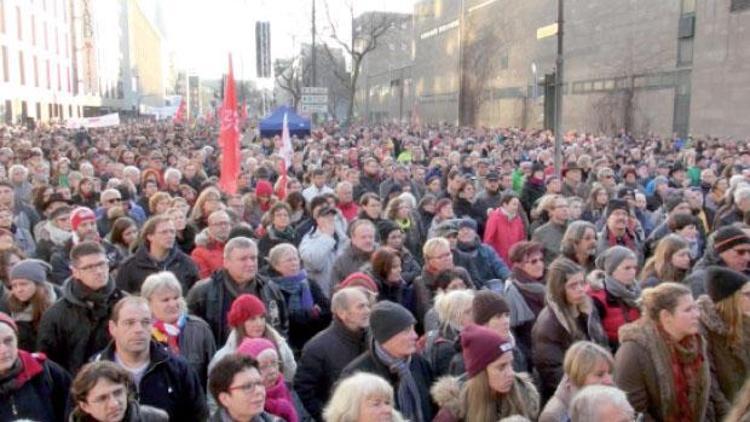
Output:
[341, 339, 436, 421]
[116, 245, 200, 294]
[92, 341, 208, 422]
[294, 319, 368, 421]
[186, 270, 288, 344]
[0, 351, 71, 422]
[37, 278, 126, 374]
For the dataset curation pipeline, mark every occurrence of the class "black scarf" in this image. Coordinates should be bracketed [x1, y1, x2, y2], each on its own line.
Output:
[70, 278, 116, 319]
[0, 359, 22, 396]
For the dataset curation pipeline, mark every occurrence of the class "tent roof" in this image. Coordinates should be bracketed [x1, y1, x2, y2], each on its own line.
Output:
[258, 106, 311, 133]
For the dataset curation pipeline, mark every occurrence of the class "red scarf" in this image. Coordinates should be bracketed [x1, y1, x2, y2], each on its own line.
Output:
[607, 228, 637, 252]
[660, 328, 705, 422]
[152, 317, 184, 354]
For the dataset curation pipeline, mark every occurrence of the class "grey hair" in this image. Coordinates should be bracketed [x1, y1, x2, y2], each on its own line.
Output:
[331, 287, 369, 315]
[223, 236, 257, 260]
[323, 372, 405, 422]
[734, 187, 750, 204]
[561, 221, 597, 257]
[268, 243, 298, 268]
[398, 192, 417, 209]
[570, 385, 633, 422]
[434, 289, 475, 332]
[123, 166, 141, 178]
[164, 167, 182, 182]
[140, 271, 186, 313]
[101, 188, 120, 201]
[9, 164, 28, 176]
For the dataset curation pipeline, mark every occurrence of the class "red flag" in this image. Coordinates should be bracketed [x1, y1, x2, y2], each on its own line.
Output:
[218, 54, 240, 195]
[276, 112, 293, 199]
[173, 98, 186, 124]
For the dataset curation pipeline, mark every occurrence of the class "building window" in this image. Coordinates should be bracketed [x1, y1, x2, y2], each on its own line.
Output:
[18, 51, 25, 85]
[55, 28, 59, 54]
[31, 15, 35, 45]
[44, 22, 48, 49]
[0, 0, 5, 34]
[15, 6, 21, 40]
[33, 56, 38, 86]
[1, 47, 8, 82]
[66, 67, 70, 92]
[732, 0, 750, 11]
[56, 63, 61, 90]
[678, 37, 694, 65]
[45, 59, 50, 88]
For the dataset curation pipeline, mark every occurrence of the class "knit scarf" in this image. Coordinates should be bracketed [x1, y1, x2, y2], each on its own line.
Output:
[69, 278, 117, 320]
[373, 341, 423, 422]
[511, 268, 546, 311]
[456, 238, 480, 256]
[45, 220, 72, 246]
[604, 275, 641, 309]
[607, 228, 637, 251]
[274, 271, 314, 314]
[659, 325, 707, 422]
[0, 358, 23, 397]
[395, 218, 411, 231]
[152, 313, 187, 354]
[269, 225, 296, 242]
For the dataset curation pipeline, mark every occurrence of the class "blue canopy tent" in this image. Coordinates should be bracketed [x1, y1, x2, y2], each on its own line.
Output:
[258, 106, 311, 137]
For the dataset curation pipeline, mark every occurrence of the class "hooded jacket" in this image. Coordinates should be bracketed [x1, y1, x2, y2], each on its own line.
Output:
[37, 278, 126, 374]
[116, 244, 200, 294]
[191, 229, 226, 279]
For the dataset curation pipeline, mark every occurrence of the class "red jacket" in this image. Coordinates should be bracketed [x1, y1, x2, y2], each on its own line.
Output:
[191, 230, 225, 278]
[337, 202, 360, 222]
[588, 286, 640, 346]
[483, 208, 526, 264]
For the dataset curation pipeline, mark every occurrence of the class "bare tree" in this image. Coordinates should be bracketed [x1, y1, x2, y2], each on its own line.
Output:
[274, 58, 305, 111]
[323, 2, 398, 124]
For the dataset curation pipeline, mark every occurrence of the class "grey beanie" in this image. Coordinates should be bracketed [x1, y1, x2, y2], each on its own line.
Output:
[370, 300, 416, 344]
[9, 259, 52, 284]
[595, 246, 637, 276]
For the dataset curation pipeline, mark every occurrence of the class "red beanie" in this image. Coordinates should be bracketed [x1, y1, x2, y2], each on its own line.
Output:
[0, 311, 18, 333]
[255, 180, 273, 197]
[337, 272, 379, 293]
[461, 324, 514, 378]
[227, 294, 267, 328]
[70, 207, 96, 232]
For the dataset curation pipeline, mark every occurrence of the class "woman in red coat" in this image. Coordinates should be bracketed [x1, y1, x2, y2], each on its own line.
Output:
[484, 193, 527, 265]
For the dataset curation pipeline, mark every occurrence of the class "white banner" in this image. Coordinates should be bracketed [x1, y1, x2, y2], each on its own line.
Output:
[66, 113, 121, 129]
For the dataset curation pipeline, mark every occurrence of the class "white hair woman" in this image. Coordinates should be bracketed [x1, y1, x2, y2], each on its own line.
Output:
[423, 289, 475, 377]
[140, 271, 216, 387]
[324, 372, 406, 422]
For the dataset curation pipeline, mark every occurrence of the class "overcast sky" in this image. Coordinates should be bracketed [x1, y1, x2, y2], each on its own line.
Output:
[162, 0, 416, 80]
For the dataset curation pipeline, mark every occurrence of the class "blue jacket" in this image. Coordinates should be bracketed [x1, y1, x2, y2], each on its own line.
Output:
[453, 239, 511, 289]
[92, 341, 208, 421]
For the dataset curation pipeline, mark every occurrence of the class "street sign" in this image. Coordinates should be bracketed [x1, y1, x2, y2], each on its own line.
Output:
[300, 104, 328, 113]
[536, 23, 558, 40]
[301, 94, 328, 105]
[302, 87, 328, 95]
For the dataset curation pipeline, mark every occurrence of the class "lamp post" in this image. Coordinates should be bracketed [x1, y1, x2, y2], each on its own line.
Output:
[553, 0, 564, 177]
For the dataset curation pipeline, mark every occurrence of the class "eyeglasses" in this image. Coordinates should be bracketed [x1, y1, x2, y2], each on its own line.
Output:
[105, 198, 122, 204]
[77, 261, 108, 272]
[87, 386, 127, 406]
[429, 252, 452, 261]
[228, 380, 264, 394]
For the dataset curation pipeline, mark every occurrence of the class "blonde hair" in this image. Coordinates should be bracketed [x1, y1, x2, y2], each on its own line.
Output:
[190, 187, 222, 223]
[715, 291, 747, 346]
[268, 243, 298, 269]
[434, 289, 475, 332]
[641, 282, 692, 321]
[640, 234, 689, 283]
[423, 237, 450, 259]
[461, 370, 536, 421]
[563, 341, 614, 388]
[323, 372, 405, 422]
[140, 271, 186, 314]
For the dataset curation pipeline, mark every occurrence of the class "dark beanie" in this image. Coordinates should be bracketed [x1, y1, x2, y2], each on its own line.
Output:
[714, 226, 750, 254]
[377, 219, 401, 242]
[664, 194, 687, 213]
[9, 259, 52, 284]
[370, 301, 416, 344]
[706, 266, 749, 302]
[472, 291, 510, 325]
[461, 324, 514, 378]
[606, 199, 629, 218]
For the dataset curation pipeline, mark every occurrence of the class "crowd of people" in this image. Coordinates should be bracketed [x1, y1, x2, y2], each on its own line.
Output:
[0, 119, 749, 421]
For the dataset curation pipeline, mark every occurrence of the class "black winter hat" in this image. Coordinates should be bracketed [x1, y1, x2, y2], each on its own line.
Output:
[714, 226, 750, 254]
[705, 266, 749, 303]
[370, 301, 416, 344]
[606, 198, 630, 219]
[377, 220, 401, 242]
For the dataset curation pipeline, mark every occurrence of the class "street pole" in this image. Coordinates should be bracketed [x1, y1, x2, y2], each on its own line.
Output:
[554, 0, 564, 177]
[457, 0, 466, 127]
[311, 0, 317, 86]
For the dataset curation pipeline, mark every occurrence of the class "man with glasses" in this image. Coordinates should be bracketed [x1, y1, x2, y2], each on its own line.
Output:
[116, 214, 199, 294]
[49, 206, 124, 285]
[209, 354, 280, 422]
[91, 296, 208, 421]
[686, 225, 750, 296]
[192, 209, 233, 279]
[596, 199, 645, 264]
[39, 242, 127, 373]
[532, 195, 569, 265]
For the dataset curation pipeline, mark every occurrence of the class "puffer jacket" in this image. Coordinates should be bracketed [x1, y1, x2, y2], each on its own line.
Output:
[190, 229, 226, 279]
[430, 372, 539, 422]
